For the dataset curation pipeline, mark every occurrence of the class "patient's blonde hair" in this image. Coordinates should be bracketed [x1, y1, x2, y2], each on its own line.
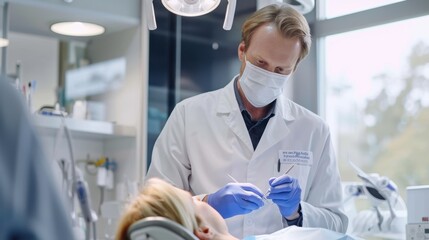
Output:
[115, 178, 200, 240]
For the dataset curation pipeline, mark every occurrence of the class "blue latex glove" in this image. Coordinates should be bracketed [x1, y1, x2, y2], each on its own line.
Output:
[266, 175, 301, 218]
[207, 183, 265, 219]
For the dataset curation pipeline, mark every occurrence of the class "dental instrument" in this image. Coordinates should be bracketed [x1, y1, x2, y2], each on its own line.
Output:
[227, 174, 239, 184]
[265, 164, 295, 197]
[227, 174, 269, 202]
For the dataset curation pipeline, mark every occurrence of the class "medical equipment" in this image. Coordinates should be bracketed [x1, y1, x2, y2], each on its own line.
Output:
[144, 0, 236, 30]
[227, 173, 240, 184]
[39, 103, 68, 117]
[406, 185, 429, 240]
[76, 168, 96, 223]
[345, 161, 407, 239]
[52, 115, 98, 240]
[128, 216, 197, 240]
[75, 167, 98, 240]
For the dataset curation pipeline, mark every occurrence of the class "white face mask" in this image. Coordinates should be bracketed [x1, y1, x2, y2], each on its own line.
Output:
[240, 59, 291, 108]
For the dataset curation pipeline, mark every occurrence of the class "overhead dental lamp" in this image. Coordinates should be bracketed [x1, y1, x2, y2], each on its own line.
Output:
[145, 0, 236, 30]
[257, 0, 315, 14]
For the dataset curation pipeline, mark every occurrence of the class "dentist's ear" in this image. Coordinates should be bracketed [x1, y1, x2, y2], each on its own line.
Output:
[194, 226, 214, 240]
[238, 42, 246, 61]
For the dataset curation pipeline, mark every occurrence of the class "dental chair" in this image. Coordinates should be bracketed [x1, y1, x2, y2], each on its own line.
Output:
[127, 216, 198, 240]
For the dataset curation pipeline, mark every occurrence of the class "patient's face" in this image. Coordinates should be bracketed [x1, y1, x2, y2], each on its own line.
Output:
[177, 189, 229, 235]
[193, 197, 229, 234]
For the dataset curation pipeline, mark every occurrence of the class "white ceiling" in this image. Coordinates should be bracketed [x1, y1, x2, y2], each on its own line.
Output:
[5, 0, 141, 41]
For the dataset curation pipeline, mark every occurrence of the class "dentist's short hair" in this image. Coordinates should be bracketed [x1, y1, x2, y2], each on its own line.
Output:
[241, 4, 312, 67]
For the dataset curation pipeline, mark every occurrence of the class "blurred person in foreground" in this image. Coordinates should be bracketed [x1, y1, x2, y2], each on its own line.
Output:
[0, 78, 74, 240]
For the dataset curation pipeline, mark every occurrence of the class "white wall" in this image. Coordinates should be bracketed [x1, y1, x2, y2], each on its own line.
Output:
[85, 24, 148, 238]
[7, 31, 59, 112]
[87, 28, 142, 128]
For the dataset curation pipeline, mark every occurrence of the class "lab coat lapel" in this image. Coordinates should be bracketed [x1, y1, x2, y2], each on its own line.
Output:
[253, 96, 295, 159]
[217, 79, 254, 153]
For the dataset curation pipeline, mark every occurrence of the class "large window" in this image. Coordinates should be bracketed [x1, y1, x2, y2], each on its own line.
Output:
[315, 2, 429, 238]
[321, 0, 404, 19]
[323, 15, 429, 197]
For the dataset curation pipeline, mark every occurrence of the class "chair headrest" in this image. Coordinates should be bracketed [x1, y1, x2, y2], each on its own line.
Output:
[127, 216, 198, 240]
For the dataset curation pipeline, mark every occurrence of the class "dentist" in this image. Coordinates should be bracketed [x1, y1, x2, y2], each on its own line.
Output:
[146, 4, 348, 238]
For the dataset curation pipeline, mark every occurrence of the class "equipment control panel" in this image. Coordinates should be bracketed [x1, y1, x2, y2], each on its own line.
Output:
[407, 224, 429, 240]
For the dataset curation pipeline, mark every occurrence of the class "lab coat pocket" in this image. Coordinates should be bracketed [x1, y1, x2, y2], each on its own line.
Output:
[294, 164, 312, 198]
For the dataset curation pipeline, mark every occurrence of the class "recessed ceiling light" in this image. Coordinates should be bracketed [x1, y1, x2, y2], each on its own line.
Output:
[0, 38, 9, 48]
[50, 22, 105, 37]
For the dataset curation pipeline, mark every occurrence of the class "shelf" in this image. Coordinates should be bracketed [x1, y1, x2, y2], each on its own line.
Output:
[33, 114, 136, 140]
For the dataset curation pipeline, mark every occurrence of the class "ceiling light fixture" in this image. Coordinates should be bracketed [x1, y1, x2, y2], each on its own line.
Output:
[50, 22, 105, 37]
[161, 0, 221, 17]
[145, 0, 236, 31]
[0, 38, 8, 47]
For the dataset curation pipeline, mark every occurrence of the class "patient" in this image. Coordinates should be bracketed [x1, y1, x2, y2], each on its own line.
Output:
[116, 178, 358, 240]
[116, 178, 236, 240]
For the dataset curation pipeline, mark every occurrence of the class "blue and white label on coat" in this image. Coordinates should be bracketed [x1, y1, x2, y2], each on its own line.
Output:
[279, 150, 313, 166]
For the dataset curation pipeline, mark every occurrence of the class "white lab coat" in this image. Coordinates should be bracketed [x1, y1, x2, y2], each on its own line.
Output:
[146, 78, 348, 238]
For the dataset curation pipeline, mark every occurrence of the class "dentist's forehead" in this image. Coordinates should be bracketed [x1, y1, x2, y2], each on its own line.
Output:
[247, 24, 301, 69]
